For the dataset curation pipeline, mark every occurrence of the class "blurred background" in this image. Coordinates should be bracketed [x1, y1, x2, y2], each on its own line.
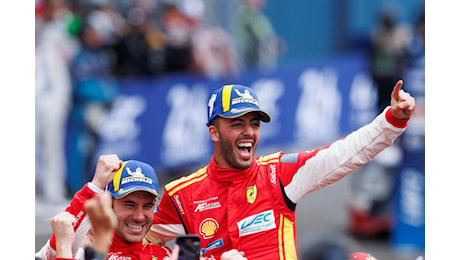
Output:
[35, 0, 425, 259]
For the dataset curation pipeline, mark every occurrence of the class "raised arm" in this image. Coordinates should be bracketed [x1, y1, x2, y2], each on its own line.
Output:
[36, 154, 123, 260]
[50, 212, 77, 259]
[83, 192, 118, 254]
[90, 154, 123, 190]
[284, 80, 415, 203]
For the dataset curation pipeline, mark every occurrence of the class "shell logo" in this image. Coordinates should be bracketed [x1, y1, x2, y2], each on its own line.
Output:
[199, 218, 219, 239]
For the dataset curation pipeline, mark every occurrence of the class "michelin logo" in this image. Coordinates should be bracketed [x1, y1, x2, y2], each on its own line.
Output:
[121, 166, 153, 185]
[233, 88, 259, 106]
[237, 210, 276, 237]
[126, 166, 145, 176]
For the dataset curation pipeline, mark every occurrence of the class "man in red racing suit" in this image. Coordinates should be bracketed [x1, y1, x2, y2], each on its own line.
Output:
[35, 156, 172, 260]
[145, 82, 415, 259]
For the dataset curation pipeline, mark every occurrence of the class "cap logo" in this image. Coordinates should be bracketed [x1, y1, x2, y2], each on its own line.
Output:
[208, 93, 217, 118]
[112, 161, 128, 192]
[121, 167, 153, 186]
[222, 85, 233, 112]
[207, 84, 271, 125]
[232, 88, 259, 107]
[108, 160, 159, 198]
[127, 166, 145, 177]
[234, 88, 254, 99]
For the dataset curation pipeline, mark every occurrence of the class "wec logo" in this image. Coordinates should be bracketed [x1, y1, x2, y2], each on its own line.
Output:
[237, 210, 276, 237]
[240, 211, 272, 230]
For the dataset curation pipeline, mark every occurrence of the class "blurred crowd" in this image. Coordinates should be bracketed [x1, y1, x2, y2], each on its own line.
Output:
[367, 5, 425, 114]
[35, 0, 283, 80]
[35, 0, 284, 202]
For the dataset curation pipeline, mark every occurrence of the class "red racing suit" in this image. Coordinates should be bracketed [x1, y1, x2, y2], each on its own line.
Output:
[105, 232, 171, 260]
[146, 107, 409, 259]
[35, 183, 171, 260]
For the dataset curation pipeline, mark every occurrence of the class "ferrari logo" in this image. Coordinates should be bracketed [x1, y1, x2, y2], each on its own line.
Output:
[246, 185, 257, 204]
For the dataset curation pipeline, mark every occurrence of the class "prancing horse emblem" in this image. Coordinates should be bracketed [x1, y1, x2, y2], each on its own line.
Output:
[246, 185, 257, 204]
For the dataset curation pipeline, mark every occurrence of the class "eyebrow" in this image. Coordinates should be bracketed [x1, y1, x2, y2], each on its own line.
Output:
[122, 200, 155, 206]
[229, 118, 243, 123]
[229, 116, 260, 123]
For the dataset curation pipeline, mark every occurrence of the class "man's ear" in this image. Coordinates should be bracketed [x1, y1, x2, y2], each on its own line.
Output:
[209, 125, 220, 142]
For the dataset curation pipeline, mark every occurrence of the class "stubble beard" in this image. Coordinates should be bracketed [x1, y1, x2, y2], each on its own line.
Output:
[218, 135, 254, 169]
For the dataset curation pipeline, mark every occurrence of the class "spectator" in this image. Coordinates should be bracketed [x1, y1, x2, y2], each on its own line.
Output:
[368, 7, 413, 113]
[188, 1, 239, 79]
[67, 14, 119, 195]
[83, 0, 124, 48]
[35, 0, 79, 203]
[112, 0, 168, 78]
[232, 0, 283, 72]
[161, 2, 196, 73]
[406, 9, 425, 81]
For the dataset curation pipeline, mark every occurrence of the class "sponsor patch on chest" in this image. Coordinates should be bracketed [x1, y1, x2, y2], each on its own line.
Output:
[269, 164, 277, 184]
[193, 196, 221, 212]
[174, 195, 185, 215]
[199, 218, 220, 239]
[107, 253, 132, 260]
[201, 238, 224, 255]
[237, 210, 276, 237]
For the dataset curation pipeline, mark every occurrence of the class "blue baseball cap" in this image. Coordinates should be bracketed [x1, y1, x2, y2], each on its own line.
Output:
[206, 84, 271, 126]
[106, 160, 160, 199]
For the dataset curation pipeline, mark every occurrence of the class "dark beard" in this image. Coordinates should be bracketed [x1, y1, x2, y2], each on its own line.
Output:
[218, 132, 240, 168]
[217, 129, 254, 169]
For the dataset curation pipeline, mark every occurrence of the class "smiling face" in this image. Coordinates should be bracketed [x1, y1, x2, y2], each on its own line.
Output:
[209, 112, 261, 169]
[112, 191, 156, 243]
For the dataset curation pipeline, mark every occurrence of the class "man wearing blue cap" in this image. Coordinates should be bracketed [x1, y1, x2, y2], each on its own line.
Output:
[36, 154, 172, 260]
[146, 81, 415, 260]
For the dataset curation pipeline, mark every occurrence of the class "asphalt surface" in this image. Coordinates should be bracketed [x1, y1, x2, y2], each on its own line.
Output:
[35, 170, 424, 260]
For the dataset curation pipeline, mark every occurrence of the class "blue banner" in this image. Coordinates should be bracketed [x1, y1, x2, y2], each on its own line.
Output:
[94, 51, 378, 172]
[391, 57, 426, 253]
[391, 124, 425, 252]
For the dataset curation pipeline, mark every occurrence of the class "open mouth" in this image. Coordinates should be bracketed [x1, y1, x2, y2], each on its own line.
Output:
[126, 223, 145, 234]
[237, 141, 253, 159]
